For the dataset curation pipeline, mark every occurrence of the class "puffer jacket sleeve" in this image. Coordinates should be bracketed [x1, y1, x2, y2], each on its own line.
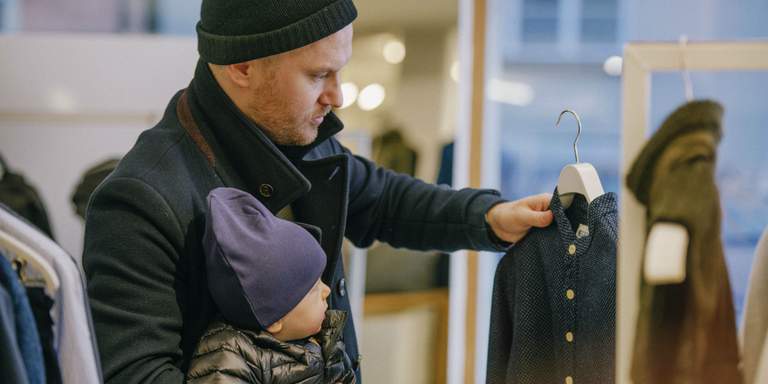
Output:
[319, 312, 356, 384]
[186, 323, 265, 384]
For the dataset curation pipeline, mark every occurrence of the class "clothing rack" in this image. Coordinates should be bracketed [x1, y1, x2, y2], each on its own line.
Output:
[618, 41, 768, 383]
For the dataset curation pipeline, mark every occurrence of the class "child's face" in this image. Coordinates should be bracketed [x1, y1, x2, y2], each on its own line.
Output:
[269, 278, 331, 341]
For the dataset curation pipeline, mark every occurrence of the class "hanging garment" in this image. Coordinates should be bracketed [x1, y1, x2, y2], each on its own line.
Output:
[27, 286, 63, 384]
[0, 253, 45, 384]
[626, 100, 742, 384]
[487, 189, 617, 384]
[0, 273, 30, 384]
[436, 142, 454, 186]
[71, 158, 120, 220]
[0, 204, 101, 384]
[741, 228, 768, 384]
[372, 130, 418, 177]
[0, 155, 55, 239]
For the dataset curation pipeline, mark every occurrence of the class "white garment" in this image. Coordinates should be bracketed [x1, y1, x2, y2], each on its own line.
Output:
[0, 205, 101, 384]
[741, 227, 768, 384]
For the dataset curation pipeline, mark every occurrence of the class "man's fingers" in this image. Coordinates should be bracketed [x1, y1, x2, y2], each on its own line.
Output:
[527, 209, 554, 228]
[523, 193, 552, 211]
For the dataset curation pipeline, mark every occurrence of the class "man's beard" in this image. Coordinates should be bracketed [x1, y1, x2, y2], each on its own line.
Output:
[246, 103, 317, 146]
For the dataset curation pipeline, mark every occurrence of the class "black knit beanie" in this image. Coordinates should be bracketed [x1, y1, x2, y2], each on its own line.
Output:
[197, 0, 358, 65]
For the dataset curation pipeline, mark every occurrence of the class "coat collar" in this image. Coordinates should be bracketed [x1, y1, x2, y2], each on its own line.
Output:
[184, 60, 344, 213]
[549, 188, 617, 253]
[240, 310, 349, 364]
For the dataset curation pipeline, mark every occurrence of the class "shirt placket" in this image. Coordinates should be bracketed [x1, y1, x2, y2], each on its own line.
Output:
[555, 200, 592, 384]
[562, 236, 578, 384]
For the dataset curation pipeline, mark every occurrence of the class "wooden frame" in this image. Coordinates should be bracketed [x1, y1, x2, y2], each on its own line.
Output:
[618, 41, 768, 384]
[464, 0, 488, 382]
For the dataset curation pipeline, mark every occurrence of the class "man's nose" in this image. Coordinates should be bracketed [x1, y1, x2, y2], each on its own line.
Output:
[320, 74, 342, 108]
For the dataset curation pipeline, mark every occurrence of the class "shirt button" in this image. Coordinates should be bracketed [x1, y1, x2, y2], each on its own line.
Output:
[567, 244, 576, 255]
[259, 183, 274, 198]
[566, 289, 575, 300]
[565, 376, 574, 384]
[565, 331, 574, 342]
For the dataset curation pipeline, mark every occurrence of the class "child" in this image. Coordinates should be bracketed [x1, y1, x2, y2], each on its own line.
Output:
[186, 187, 356, 383]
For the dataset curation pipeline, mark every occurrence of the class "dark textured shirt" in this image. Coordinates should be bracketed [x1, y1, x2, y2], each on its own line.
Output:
[487, 189, 617, 384]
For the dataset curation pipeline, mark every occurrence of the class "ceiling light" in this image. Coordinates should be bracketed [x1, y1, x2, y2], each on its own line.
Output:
[603, 56, 623, 76]
[340, 82, 359, 109]
[357, 83, 386, 111]
[382, 40, 406, 64]
[486, 79, 534, 106]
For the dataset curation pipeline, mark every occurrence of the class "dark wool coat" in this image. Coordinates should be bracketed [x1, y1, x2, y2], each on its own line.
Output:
[186, 310, 355, 384]
[83, 61, 506, 383]
[627, 100, 742, 384]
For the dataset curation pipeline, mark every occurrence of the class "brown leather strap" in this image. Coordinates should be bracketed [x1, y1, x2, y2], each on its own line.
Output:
[177, 90, 216, 167]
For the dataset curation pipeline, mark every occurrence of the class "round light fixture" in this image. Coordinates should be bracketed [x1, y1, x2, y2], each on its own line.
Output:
[340, 82, 359, 109]
[383, 40, 406, 64]
[450, 61, 459, 83]
[357, 83, 386, 111]
[603, 56, 623, 76]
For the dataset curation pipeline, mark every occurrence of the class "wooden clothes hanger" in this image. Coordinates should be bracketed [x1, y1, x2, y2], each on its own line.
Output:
[555, 109, 605, 209]
[0, 228, 60, 295]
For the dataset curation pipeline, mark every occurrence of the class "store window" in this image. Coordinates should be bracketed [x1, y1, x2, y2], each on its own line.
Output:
[480, 0, 768, 381]
[521, 0, 558, 43]
[580, 0, 617, 43]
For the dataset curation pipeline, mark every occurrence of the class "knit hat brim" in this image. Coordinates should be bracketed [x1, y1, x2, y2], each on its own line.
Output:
[197, 0, 357, 65]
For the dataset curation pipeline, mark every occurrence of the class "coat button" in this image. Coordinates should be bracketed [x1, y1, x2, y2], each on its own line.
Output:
[259, 184, 274, 198]
[566, 289, 575, 300]
[337, 278, 347, 297]
[565, 376, 574, 384]
[567, 244, 576, 255]
[565, 331, 574, 343]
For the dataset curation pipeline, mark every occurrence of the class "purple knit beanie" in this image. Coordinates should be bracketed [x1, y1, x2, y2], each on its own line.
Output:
[203, 187, 327, 329]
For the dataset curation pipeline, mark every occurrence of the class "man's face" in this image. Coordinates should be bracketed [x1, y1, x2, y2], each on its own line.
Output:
[245, 25, 353, 146]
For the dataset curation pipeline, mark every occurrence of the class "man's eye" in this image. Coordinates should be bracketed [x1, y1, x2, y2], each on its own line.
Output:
[314, 73, 329, 80]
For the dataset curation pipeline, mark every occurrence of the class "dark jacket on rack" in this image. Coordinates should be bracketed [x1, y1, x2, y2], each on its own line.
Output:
[186, 310, 355, 384]
[0, 156, 54, 239]
[82, 61, 507, 384]
[627, 100, 742, 384]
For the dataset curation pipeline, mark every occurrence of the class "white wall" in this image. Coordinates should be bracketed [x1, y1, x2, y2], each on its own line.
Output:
[0, 34, 197, 262]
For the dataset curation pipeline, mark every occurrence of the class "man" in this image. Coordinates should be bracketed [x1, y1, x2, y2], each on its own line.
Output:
[82, 0, 553, 382]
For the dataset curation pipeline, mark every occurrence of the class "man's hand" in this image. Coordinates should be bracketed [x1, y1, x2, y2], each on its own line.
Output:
[486, 193, 553, 244]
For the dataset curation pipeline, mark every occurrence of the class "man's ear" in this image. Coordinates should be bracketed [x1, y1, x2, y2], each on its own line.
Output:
[266, 320, 283, 334]
[224, 62, 253, 88]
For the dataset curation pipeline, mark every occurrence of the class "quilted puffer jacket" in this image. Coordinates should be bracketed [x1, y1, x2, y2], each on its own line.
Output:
[186, 310, 355, 384]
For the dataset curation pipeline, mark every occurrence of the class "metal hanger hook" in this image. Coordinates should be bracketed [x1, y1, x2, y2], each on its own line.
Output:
[556, 109, 582, 163]
[679, 35, 694, 101]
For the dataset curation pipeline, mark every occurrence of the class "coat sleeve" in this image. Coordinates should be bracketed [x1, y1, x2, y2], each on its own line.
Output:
[339, 141, 507, 252]
[83, 177, 186, 384]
